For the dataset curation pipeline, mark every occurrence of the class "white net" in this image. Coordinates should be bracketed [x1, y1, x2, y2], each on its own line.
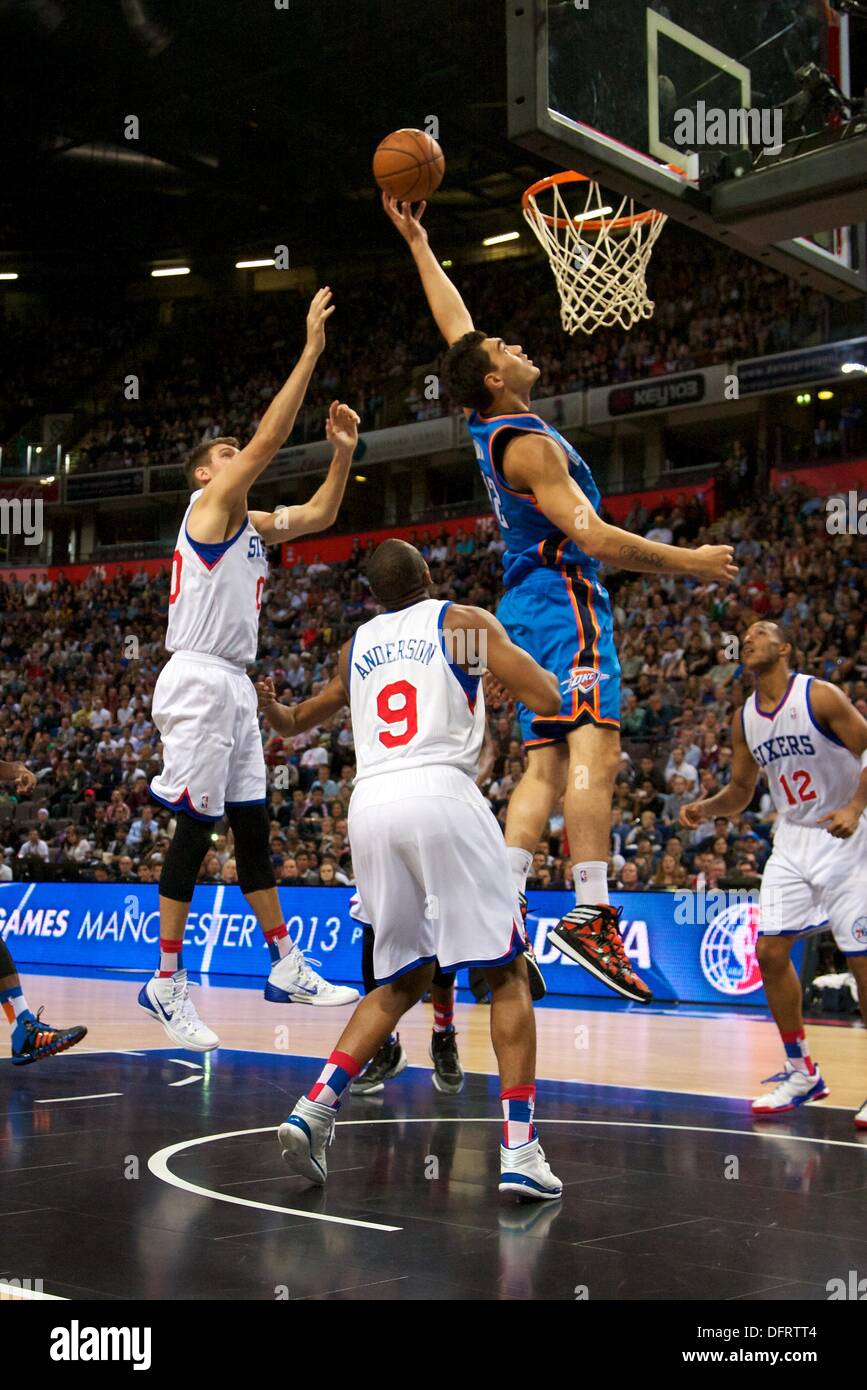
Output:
[522, 175, 667, 336]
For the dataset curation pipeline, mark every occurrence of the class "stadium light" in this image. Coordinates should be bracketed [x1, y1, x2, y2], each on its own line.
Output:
[817, 390, 834, 400]
[796, 393, 811, 405]
[441, 259, 453, 268]
[841, 362, 867, 375]
[235, 258, 276, 269]
[151, 266, 190, 278]
[0, 272, 19, 280]
[571, 206, 614, 222]
[354, 474, 368, 483]
[482, 231, 520, 246]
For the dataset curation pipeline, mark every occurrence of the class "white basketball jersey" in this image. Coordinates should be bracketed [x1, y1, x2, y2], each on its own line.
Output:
[742, 673, 860, 828]
[350, 599, 485, 781]
[165, 491, 269, 666]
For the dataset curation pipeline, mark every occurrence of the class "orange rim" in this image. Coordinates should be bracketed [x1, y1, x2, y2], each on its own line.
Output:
[522, 168, 682, 233]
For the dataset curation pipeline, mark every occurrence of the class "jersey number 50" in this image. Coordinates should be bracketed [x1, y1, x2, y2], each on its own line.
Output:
[377, 680, 418, 747]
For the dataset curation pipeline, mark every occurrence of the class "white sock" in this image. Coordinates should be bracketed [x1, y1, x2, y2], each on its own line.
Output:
[507, 847, 533, 896]
[573, 861, 609, 907]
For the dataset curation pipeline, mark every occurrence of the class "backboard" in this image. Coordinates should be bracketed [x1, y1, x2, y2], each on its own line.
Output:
[508, 0, 867, 299]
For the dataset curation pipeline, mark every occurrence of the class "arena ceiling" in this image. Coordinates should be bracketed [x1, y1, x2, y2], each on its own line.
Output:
[0, 0, 544, 281]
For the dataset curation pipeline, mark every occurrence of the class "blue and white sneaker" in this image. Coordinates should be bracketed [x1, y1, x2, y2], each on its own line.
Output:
[265, 948, 359, 1007]
[499, 1137, 562, 1201]
[751, 1061, 829, 1115]
[278, 1096, 336, 1184]
[138, 970, 219, 1051]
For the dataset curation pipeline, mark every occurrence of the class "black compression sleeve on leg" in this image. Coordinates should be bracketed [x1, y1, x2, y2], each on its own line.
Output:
[227, 803, 276, 895]
[159, 813, 214, 903]
[433, 964, 456, 991]
[0, 934, 17, 979]
[362, 925, 377, 995]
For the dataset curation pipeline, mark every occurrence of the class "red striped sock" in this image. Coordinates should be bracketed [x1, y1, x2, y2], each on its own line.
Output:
[156, 938, 183, 978]
[307, 1050, 361, 1109]
[264, 923, 291, 963]
[433, 991, 454, 1033]
[781, 1028, 815, 1075]
[501, 1084, 537, 1148]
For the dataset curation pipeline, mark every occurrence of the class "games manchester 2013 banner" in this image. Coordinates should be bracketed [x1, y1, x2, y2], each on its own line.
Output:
[0, 884, 798, 1008]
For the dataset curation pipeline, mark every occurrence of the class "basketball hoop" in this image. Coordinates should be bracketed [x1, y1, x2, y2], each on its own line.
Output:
[522, 171, 670, 336]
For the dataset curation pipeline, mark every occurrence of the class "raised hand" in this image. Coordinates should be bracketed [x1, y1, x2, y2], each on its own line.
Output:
[690, 545, 739, 585]
[255, 677, 277, 713]
[325, 400, 360, 453]
[679, 800, 708, 830]
[381, 192, 429, 248]
[305, 287, 336, 356]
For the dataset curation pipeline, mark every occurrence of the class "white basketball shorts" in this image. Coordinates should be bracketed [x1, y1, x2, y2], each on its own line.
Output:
[348, 765, 524, 983]
[149, 650, 266, 821]
[759, 816, 867, 956]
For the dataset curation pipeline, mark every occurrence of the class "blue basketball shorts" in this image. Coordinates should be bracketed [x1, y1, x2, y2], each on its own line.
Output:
[496, 567, 621, 746]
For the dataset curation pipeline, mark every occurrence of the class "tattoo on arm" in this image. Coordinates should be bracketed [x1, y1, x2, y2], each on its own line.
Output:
[618, 544, 664, 570]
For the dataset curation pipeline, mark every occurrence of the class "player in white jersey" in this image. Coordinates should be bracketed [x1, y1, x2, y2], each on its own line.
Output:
[260, 538, 565, 1199]
[140, 290, 360, 1051]
[681, 621, 867, 1128]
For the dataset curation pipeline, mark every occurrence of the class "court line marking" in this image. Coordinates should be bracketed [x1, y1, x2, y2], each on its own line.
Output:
[336, 1117, 867, 1153]
[18, 1041, 862, 1113]
[147, 1131, 403, 1232]
[34, 1092, 123, 1104]
[173, 1046, 865, 1113]
[169, 1074, 203, 1088]
[148, 1114, 867, 1233]
[169, 1058, 202, 1070]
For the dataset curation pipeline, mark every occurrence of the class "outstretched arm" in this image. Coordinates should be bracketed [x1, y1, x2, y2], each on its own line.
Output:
[509, 433, 738, 584]
[444, 605, 560, 715]
[257, 671, 348, 738]
[382, 194, 474, 344]
[249, 402, 359, 544]
[191, 289, 335, 533]
[679, 712, 758, 828]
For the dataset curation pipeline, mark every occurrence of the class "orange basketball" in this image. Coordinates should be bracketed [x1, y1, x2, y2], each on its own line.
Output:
[373, 128, 445, 201]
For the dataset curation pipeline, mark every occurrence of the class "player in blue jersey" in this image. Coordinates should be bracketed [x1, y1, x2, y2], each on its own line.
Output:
[384, 194, 737, 1003]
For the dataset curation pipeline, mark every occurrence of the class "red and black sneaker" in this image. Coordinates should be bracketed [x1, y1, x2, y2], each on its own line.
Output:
[547, 904, 652, 1004]
[11, 1007, 88, 1066]
[518, 892, 547, 1002]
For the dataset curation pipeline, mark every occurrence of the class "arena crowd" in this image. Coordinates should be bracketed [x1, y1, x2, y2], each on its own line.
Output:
[1, 479, 863, 895]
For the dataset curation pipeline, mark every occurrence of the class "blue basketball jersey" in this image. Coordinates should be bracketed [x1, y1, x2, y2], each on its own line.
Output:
[466, 411, 601, 588]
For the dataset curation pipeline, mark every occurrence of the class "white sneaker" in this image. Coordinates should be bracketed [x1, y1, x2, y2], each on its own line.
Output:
[264, 948, 359, 1007]
[137, 970, 220, 1052]
[855, 1099, 867, 1132]
[751, 1061, 829, 1115]
[278, 1096, 336, 1184]
[499, 1137, 563, 1201]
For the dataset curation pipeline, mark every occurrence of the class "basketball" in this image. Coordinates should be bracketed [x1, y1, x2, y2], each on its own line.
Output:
[373, 128, 445, 201]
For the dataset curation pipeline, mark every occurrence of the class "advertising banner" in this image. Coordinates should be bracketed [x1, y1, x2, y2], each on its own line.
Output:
[0, 884, 797, 1008]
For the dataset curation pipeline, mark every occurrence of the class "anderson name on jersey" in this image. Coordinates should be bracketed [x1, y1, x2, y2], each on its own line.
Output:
[349, 598, 484, 782]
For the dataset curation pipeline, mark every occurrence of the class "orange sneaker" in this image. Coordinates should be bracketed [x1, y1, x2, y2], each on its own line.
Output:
[547, 904, 652, 1004]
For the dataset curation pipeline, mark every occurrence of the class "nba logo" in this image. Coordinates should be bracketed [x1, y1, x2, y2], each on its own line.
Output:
[700, 902, 763, 995]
